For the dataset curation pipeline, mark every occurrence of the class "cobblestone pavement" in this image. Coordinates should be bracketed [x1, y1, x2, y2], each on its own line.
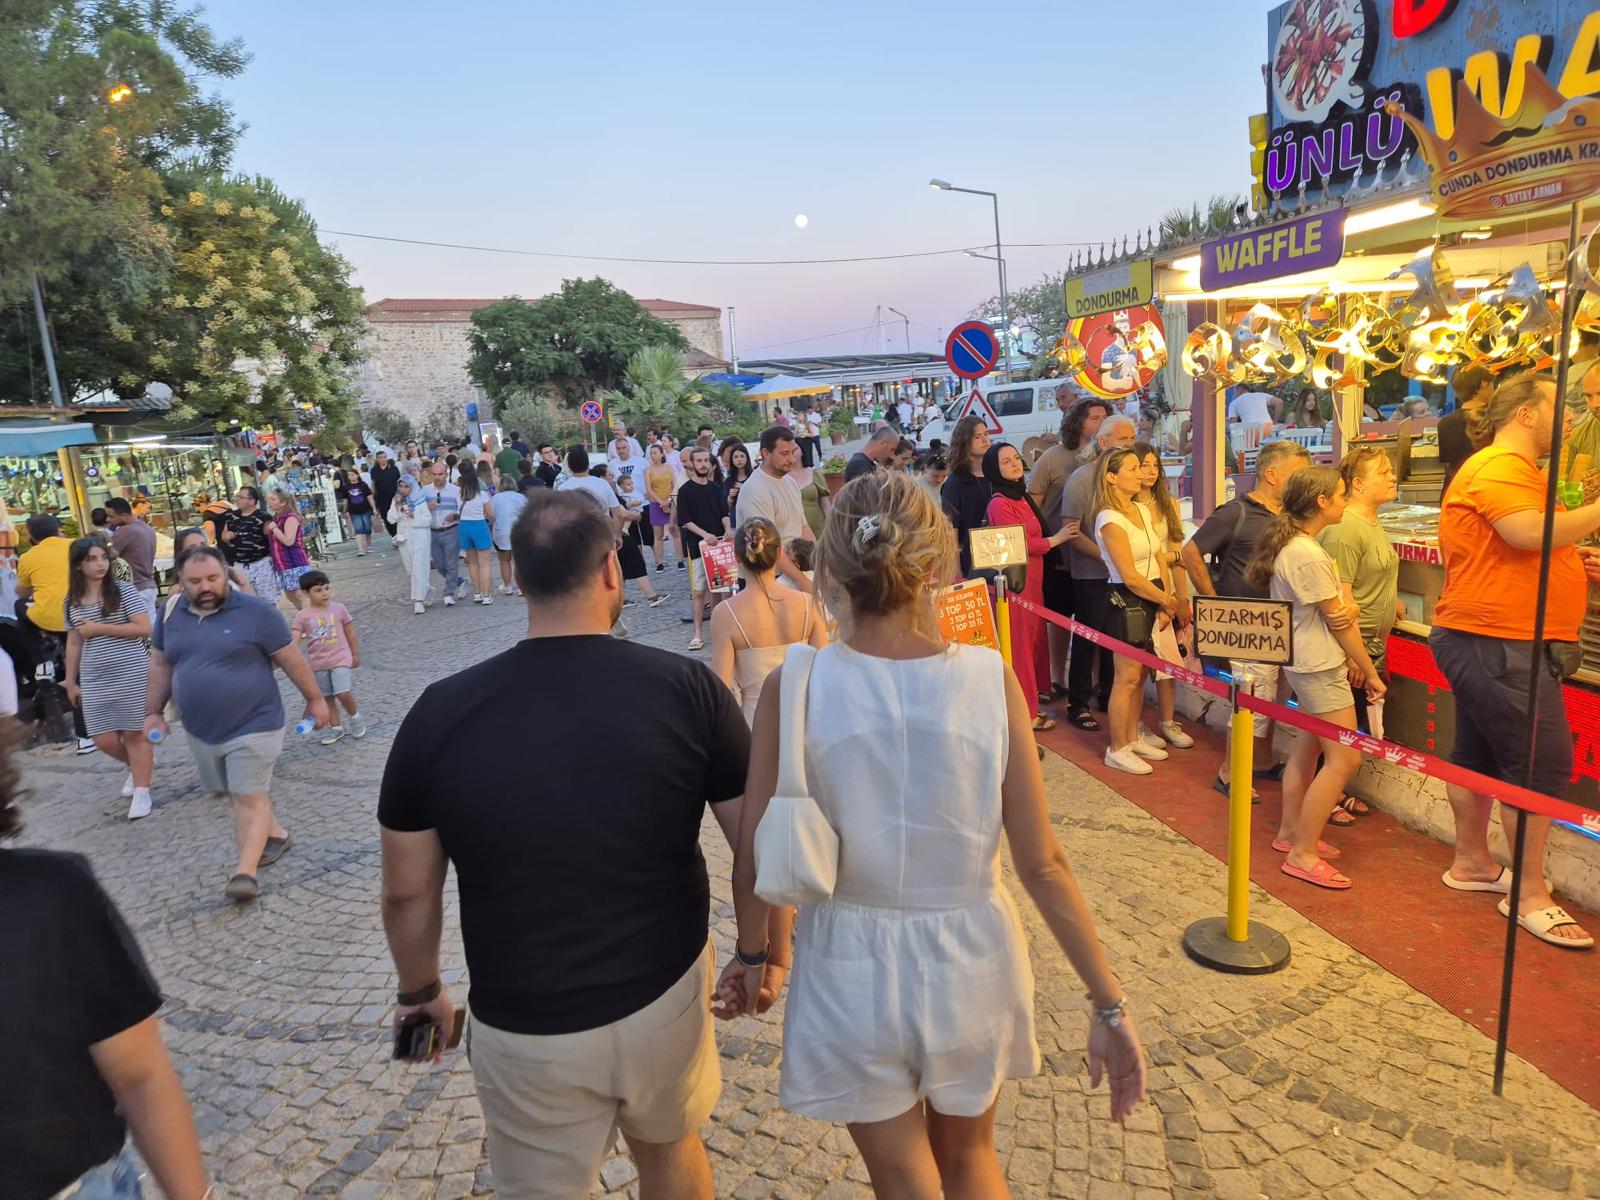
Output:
[18, 544, 1600, 1198]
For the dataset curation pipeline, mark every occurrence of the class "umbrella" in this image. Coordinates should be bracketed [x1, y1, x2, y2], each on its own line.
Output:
[698, 372, 765, 388]
[744, 374, 834, 400]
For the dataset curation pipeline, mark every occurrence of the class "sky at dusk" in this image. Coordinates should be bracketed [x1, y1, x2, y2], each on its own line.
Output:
[203, 0, 1272, 359]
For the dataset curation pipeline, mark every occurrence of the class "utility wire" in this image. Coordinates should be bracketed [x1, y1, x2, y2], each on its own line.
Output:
[321, 228, 1102, 267]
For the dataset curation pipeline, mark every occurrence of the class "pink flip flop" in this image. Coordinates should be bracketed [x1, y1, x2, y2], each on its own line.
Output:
[1271, 837, 1340, 859]
[1282, 858, 1352, 890]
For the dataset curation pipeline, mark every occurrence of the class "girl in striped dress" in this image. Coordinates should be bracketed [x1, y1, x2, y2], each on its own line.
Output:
[267, 489, 313, 611]
[63, 538, 155, 820]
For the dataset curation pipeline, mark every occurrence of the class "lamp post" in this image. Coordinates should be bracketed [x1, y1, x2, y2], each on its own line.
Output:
[886, 307, 911, 353]
[931, 178, 1010, 381]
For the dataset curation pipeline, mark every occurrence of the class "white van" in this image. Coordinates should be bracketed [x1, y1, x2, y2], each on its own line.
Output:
[923, 380, 1080, 457]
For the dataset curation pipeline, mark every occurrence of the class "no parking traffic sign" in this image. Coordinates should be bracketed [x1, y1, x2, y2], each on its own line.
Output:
[945, 321, 1000, 380]
[580, 400, 604, 424]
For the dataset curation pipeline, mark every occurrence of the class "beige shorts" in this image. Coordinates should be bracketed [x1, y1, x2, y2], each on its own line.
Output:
[1285, 664, 1355, 716]
[1228, 660, 1282, 738]
[467, 941, 719, 1199]
[186, 727, 285, 796]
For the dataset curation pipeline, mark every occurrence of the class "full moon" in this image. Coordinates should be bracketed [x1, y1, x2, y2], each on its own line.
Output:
[794, 214, 809, 228]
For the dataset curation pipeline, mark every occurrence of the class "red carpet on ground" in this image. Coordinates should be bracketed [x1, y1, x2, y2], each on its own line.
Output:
[1037, 711, 1600, 1110]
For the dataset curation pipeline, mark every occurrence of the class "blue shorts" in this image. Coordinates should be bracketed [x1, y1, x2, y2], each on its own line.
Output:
[458, 518, 493, 551]
[350, 512, 373, 535]
[277, 565, 312, 592]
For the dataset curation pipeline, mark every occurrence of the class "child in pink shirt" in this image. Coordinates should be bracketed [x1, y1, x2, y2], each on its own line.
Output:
[290, 570, 364, 745]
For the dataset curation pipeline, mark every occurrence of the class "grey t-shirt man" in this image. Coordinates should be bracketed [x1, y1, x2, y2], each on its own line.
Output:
[111, 519, 157, 593]
[153, 589, 292, 745]
[737, 468, 807, 540]
[1060, 461, 1109, 582]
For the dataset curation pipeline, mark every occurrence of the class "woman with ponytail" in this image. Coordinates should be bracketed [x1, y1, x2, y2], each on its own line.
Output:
[708, 517, 827, 724]
[1242, 466, 1385, 891]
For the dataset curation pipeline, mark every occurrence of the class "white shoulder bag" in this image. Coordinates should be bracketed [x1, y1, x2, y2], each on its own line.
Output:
[752, 643, 838, 906]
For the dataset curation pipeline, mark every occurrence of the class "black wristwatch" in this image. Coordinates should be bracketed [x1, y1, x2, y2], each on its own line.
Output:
[397, 978, 441, 1006]
[735, 945, 769, 968]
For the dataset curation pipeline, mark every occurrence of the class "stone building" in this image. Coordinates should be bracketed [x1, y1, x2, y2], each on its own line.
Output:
[355, 296, 727, 427]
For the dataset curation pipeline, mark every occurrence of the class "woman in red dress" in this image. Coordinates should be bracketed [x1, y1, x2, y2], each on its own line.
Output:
[984, 443, 1078, 731]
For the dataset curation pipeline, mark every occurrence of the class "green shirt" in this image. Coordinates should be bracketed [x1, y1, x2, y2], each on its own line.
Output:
[1563, 414, 1600, 479]
[494, 447, 522, 478]
[1318, 511, 1398, 668]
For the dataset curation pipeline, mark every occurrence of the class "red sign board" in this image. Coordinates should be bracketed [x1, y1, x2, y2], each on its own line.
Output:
[936, 579, 999, 650]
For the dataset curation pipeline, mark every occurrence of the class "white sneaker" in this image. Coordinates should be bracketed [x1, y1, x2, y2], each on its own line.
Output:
[413, 601, 426, 615]
[1132, 723, 1171, 761]
[76, 738, 98, 755]
[1134, 726, 1170, 760]
[443, 595, 456, 607]
[119, 772, 135, 799]
[1160, 720, 1195, 749]
[320, 726, 346, 746]
[126, 789, 152, 820]
[499, 584, 514, 595]
[481, 594, 494, 606]
[1104, 745, 1154, 775]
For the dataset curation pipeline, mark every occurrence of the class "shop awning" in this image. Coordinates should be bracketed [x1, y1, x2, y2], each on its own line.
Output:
[744, 374, 835, 400]
[0, 422, 98, 457]
[699, 372, 765, 388]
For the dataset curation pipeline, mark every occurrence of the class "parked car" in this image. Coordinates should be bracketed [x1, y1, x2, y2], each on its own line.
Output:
[921, 380, 1078, 458]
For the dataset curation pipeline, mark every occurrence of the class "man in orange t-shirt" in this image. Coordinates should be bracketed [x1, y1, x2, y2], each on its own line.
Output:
[1431, 375, 1600, 950]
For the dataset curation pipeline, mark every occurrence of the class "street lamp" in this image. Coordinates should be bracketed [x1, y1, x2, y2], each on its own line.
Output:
[886, 307, 911, 353]
[931, 177, 1010, 381]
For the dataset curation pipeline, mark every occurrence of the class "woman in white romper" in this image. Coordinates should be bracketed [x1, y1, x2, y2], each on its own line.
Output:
[724, 471, 1146, 1198]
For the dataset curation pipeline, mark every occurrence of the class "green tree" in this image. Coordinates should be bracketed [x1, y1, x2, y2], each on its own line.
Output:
[0, 0, 246, 302]
[1158, 194, 1247, 247]
[466, 278, 689, 410]
[971, 271, 1067, 371]
[2, 172, 367, 430]
[494, 388, 579, 451]
[598, 345, 706, 435]
[359, 405, 415, 448]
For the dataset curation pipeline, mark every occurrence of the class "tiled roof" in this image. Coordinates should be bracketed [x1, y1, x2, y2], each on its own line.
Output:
[684, 346, 730, 370]
[366, 296, 721, 321]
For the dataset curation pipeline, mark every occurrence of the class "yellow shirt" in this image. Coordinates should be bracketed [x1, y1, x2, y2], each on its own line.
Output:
[17, 537, 71, 633]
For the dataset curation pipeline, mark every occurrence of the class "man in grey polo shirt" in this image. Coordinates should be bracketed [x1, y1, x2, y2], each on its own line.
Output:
[145, 546, 330, 903]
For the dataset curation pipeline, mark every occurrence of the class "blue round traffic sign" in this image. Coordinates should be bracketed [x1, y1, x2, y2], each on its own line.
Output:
[945, 321, 1000, 380]
[580, 400, 603, 424]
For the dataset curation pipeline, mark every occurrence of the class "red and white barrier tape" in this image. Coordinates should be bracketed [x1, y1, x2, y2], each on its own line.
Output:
[1009, 594, 1600, 831]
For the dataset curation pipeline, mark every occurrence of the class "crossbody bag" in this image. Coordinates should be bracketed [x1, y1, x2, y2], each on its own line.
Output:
[752, 643, 838, 906]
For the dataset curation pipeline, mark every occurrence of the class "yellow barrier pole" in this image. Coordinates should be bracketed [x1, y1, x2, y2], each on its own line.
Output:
[1227, 703, 1254, 942]
[996, 584, 1013, 668]
[1182, 677, 1292, 974]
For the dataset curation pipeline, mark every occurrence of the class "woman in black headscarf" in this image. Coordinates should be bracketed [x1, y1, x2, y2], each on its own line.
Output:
[984, 441, 1078, 729]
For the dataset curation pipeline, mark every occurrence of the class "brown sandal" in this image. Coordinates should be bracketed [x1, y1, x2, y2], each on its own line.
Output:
[1032, 715, 1057, 732]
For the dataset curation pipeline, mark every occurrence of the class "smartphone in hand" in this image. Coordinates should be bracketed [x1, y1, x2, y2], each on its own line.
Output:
[394, 1008, 466, 1061]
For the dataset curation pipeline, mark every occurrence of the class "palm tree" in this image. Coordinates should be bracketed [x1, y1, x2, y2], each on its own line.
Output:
[1159, 194, 1247, 247]
[599, 344, 707, 434]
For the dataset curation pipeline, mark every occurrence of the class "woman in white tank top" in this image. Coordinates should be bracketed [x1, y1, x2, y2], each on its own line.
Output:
[708, 518, 827, 724]
[721, 472, 1147, 1197]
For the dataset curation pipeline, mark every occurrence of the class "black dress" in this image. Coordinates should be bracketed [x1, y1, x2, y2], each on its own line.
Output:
[618, 502, 650, 581]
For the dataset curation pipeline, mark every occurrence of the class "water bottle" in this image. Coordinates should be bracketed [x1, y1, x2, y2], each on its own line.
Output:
[293, 717, 316, 735]
[147, 728, 164, 743]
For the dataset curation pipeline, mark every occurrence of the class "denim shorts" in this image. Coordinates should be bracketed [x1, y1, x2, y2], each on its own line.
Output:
[350, 512, 373, 535]
[458, 518, 493, 551]
[315, 666, 354, 696]
[53, 1143, 142, 1198]
[1430, 627, 1574, 799]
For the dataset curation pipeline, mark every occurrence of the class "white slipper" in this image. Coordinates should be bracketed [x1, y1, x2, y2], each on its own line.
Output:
[1496, 898, 1595, 950]
[1442, 867, 1514, 894]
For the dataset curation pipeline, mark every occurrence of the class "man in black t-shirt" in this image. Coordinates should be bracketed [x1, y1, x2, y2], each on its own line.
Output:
[1179, 439, 1310, 796]
[1438, 363, 1493, 496]
[675, 446, 732, 651]
[379, 489, 783, 1199]
[533, 444, 561, 488]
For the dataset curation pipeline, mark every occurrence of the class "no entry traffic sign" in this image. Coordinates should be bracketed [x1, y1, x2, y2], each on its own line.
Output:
[580, 400, 604, 424]
[945, 321, 1000, 380]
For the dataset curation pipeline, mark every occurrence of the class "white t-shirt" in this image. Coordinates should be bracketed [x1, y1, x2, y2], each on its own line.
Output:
[609, 456, 648, 498]
[1228, 391, 1276, 425]
[459, 492, 489, 522]
[558, 474, 619, 515]
[735, 467, 807, 541]
[897, 402, 914, 427]
[1094, 506, 1162, 584]
[806, 411, 823, 437]
[1270, 534, 1344, 672]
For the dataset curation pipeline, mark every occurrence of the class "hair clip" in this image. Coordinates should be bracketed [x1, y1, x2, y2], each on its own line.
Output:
[855, 514, 882, 545]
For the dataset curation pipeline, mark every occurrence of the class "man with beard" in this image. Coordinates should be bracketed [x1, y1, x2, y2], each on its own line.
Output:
[145, 546, 330, 904]
[675, 446, 732, 651]
[379, 489, 783, 1198]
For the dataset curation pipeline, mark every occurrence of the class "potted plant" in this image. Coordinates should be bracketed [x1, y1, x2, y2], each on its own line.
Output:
[827, 405, 853, 445]
[822, 453, 849, 494]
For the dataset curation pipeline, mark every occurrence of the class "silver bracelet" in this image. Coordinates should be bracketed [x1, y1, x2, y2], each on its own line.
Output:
[1087, 995, 1127, 1027]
